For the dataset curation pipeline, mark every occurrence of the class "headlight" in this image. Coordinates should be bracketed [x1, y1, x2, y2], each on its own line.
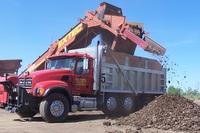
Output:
[35, 88, 45, 95]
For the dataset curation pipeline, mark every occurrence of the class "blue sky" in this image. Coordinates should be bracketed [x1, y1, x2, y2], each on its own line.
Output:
[0, 0, 200, 90]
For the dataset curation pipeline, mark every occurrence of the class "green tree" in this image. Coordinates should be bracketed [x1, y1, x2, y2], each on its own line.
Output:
[184, 87, 200, 100]
[167, 86, 183, 95]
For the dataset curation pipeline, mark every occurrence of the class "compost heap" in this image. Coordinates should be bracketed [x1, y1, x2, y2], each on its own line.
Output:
[115, 94, 200, 131]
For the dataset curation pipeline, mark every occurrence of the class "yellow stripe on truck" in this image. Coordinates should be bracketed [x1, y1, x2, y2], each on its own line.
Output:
[58, 23, 83, 49]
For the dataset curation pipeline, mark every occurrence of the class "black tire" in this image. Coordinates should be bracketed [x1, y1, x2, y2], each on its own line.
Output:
[0, 103, 6, 109]
[142, 96, 153, 107]
[120, 94, 135, 116]
[39, 93, 69, 123]
[17, 109, 37, 117]
[101, 93, 120, 117]
[136, 96, 154, 110]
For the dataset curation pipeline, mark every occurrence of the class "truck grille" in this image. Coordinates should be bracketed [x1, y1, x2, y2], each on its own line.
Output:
[19, 78, 32, 88]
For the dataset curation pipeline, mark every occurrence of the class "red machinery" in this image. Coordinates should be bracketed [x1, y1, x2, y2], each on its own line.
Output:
[0, 59, 22, 107]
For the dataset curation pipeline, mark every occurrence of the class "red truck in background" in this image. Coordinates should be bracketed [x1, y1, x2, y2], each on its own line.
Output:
[0, 2, 166, 123]
[0, 59, 22, 107]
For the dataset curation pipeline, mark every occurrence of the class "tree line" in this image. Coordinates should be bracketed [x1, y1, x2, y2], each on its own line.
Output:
[168, 85, 200, 100]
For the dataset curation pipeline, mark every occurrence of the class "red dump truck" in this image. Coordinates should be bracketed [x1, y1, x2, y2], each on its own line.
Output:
[0, 2, 166, 123]
[2, 44, 166, 123]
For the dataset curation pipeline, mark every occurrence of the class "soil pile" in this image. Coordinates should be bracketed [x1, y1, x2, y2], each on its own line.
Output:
[115, 94, 200, 132]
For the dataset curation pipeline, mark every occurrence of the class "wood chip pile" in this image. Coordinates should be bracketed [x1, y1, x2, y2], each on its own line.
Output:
[115, 94, 200, 132]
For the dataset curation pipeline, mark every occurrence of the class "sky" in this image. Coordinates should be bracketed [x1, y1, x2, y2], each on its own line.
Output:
[0, 0, 200, 90]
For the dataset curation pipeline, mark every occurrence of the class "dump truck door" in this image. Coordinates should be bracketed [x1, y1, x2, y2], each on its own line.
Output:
[73, 57, 93, 95]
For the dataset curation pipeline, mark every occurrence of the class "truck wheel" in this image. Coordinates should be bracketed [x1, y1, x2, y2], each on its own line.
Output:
[101, 94, 120, 117]
[39, 93, 69, 123]
[0, 103, 6, 109]
[142, 96, 153, 107]
[120, 94, 135, 116]
[17, 109, 37, 117]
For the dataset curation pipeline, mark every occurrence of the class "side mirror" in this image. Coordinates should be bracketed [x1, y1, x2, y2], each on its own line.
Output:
[83, 57, 89, 71]
[4, 73, 9, 80]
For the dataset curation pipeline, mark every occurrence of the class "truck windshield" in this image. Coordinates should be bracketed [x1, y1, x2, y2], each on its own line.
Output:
[47, 57, 76, 70]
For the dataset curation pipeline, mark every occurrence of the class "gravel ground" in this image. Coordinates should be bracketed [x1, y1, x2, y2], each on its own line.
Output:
[0, 97, 199, 133]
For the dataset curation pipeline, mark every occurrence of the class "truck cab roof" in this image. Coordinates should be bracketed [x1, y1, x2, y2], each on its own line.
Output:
[48, 52, 92, 59]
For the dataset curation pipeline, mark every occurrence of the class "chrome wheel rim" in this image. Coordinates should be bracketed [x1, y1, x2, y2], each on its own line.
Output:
[50, 100, 64, 117]
[106, 97, 117, 111]
[124, 97, 133, 111]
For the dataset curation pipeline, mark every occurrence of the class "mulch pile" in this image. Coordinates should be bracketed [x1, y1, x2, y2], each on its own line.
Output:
[115, 94, 200, 132]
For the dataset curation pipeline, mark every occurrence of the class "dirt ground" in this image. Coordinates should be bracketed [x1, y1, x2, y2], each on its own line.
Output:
[0, 100, 199, 133]
[0, 110, 174, 133]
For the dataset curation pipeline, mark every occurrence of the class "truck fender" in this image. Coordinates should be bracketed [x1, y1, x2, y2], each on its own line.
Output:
[33, 80, 71, 101]
[43, 86, 72, 105]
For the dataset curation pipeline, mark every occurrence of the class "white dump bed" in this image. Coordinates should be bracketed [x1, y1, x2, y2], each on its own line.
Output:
[100, 50, 166, 95]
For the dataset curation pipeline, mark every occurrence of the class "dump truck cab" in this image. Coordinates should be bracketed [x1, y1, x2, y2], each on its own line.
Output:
[19, 52, 94, 97]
